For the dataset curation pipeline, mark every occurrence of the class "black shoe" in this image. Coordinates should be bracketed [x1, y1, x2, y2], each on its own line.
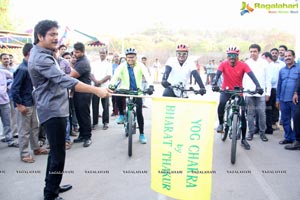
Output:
[73, 137, 84, 143]
[216, 124, 224, 133]
[44, 196, 64, 200]
[279, 139, 293, 145]
[59, 184, 72, 193]
[260, 134, 268, 142]
[241, 139, 251, 150]
[91, 124, 96, 130]
[8, 141, 19, 148]
[246, 134, 253, 141]
[284, 141, 300, 150]
[83, 139, 92, 147]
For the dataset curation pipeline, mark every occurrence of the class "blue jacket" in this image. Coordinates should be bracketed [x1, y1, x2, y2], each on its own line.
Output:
[10, 59, 35, 107]
[276, 63, 300, 102]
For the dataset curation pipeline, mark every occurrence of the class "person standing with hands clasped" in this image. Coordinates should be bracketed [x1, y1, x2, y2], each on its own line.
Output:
[28, 20, 112, 200]
[276, 50, 300, 145]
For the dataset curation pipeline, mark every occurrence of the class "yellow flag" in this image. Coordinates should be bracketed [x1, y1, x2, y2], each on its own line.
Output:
[151, 97, 217, 200]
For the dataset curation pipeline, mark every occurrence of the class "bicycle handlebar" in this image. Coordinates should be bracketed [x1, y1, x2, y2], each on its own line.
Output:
[218, 88, 257, 95]
[169, 83, 204, 95]
[113, 88, 151, 96]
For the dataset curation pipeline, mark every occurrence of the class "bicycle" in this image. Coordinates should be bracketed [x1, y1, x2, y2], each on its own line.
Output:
[168, 82, 205, 98]
[113, 88, 152, 157]
[216, 86, 257, 164]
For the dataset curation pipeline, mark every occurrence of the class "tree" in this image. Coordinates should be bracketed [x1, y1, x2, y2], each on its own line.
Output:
[0, 0, 15, 30]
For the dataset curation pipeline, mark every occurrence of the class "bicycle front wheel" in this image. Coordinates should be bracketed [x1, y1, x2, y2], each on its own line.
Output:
[128, 110, 134, 157]
[222, 107, 230, 141]
[231, 114, 239, 164]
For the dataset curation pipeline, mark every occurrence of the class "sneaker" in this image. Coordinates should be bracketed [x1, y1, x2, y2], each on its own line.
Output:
[241, 139, 250, 150]
[284, 141, 300, 150]
[116, 115, 125, 124]
[216, 124, 224, 133]
[139, 134, 147, 144]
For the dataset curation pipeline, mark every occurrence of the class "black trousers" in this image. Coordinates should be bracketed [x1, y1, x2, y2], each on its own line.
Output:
[265, 88, 277, 133]
[294, 104, 300, 141]
[92, 94, 109, 125]
[217, 93, 247, 139]
[271, 88, 280, 124]
[73, 92, 92, 139]
[43, 117, 66, 200]
[117, 96, 144, 134]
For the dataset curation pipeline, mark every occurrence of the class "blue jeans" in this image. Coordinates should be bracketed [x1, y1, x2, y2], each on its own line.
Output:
[65, 117, 70, 142]
[280, 101, 296, 141]
[0, 103, 13, 143]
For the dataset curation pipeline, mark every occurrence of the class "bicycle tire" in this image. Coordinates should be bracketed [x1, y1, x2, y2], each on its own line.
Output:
[124, 114, 128, 137]
[222, 107, 230, 141]
[231, 114, 239, 164]
[128, 110, 133, 157]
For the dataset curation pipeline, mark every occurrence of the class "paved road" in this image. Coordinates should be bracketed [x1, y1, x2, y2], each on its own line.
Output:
[0, 84, 299, 200]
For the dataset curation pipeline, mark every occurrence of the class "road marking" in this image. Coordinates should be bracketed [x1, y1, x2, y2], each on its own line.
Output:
[242, 153, 281, 200]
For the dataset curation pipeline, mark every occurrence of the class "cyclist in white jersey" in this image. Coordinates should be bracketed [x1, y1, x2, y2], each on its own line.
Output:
[161, 44, 206, 97]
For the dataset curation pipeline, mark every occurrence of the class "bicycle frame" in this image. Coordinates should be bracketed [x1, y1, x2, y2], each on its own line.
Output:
[224, 93, 242, 139]
[114, 88, 148, 157]
[169, 82, 199, 98]
[218, 87, 256, 164]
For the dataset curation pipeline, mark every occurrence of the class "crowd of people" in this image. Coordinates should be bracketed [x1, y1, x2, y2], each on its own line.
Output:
[1, 19, 300, 200]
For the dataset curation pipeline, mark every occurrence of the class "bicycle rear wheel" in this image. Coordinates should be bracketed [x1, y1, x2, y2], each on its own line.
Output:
[231, 114, 239, 164]
[128, 110, 134, 157]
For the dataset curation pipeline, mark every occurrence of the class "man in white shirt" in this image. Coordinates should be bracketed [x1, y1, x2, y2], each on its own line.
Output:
[90, 47, 112, 130]
[262, 50, 285, 134]
[244, 44, 271, 142]
[270, 48, 286, 130]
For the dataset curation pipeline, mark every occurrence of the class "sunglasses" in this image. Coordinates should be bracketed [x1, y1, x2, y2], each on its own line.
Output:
[227, 53, 238, 58]
[177, 52, 188, 57]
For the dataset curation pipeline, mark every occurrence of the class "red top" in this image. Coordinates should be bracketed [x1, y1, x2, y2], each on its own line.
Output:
[218, 60, 251, 90]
